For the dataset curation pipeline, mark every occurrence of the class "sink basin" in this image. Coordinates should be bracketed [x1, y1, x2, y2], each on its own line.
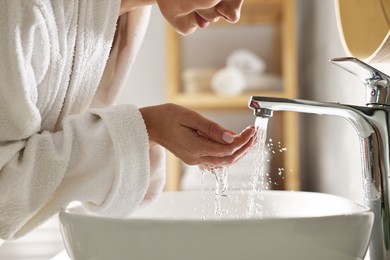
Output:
[59, 190, 373, 260]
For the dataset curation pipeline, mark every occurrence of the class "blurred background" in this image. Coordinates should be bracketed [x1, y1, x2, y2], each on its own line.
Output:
[1, 0, 383, 258]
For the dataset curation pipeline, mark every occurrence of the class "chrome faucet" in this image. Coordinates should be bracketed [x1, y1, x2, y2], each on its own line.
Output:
[248, 57, 390, 260]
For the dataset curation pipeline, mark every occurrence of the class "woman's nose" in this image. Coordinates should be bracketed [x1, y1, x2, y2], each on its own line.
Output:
[216, 0, 243, 23]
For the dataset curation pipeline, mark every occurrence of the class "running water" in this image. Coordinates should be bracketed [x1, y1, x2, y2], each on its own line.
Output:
[246, 117, 269, 218]
[200, 171, 206, 220]
[213, 167, 228, 218]
[199, 117, 272, 219]
[199, 167, 228, 219]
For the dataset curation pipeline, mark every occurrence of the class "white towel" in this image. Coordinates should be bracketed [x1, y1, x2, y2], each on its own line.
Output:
[0, 0, 165, 240]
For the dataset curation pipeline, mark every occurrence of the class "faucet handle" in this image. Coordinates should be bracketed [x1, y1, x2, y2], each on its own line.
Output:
[330, 57, 390, 106]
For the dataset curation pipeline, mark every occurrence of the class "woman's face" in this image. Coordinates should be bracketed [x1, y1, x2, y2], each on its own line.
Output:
[157, 0, 244, 35]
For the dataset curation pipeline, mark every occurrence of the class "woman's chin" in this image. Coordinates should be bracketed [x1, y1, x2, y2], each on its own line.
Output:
[175, 25, 198, 36]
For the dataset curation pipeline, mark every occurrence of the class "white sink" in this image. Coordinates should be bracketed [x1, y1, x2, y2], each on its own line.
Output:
[59, 190, 373, 260]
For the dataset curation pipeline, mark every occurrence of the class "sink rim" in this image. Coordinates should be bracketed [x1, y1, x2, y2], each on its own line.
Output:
[60, 190, 373, 222]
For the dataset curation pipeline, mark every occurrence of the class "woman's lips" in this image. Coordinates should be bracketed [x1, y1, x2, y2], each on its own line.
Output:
[195, 13, 210, 29]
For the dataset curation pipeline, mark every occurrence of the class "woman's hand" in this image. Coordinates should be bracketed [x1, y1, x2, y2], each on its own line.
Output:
[140, 103, 256, 168]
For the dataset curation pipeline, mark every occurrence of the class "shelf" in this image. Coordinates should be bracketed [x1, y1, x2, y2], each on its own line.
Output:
[170, 91, 291, 110]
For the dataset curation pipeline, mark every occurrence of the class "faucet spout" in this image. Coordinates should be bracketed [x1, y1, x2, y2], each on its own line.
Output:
[249, 96, 374, 137]
[249, 95, 390, 260]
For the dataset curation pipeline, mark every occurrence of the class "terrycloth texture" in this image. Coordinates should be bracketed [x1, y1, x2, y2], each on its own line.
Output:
[92, 6, 152, 107]
[0, 0, 165, 241]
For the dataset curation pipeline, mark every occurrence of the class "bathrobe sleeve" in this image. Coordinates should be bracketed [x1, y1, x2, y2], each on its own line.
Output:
[0, 1, 165, 240]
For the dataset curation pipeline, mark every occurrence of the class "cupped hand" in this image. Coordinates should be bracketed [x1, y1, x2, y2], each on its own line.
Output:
[140, 103, 257, 168]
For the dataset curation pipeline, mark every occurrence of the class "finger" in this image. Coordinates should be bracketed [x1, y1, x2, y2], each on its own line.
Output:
[198, 133, 257, 167]
[195, 125, 256, 157]
[182, 111, 236, 144]
[178, 127, 257, 166]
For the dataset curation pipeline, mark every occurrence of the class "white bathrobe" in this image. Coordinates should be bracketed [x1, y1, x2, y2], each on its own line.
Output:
[0, 0, 165, 241]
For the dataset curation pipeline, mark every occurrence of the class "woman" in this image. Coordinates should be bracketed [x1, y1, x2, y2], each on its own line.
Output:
[0, 0, 254, 241]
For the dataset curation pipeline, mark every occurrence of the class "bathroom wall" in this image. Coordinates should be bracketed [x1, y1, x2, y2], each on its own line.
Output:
[297, 0, 366, 203]
[117, 1, 374, 203]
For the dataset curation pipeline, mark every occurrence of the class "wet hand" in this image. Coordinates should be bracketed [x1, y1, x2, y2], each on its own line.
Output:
[140, 103, 256, 168]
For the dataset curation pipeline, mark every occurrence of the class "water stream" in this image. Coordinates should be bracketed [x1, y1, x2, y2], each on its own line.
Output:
[246, 117, 269, 218]
[213, 167, 228, 218]
[200, 167, 229, 219]
[204, 114, 380, 226]
[200, 117, 271, 219]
